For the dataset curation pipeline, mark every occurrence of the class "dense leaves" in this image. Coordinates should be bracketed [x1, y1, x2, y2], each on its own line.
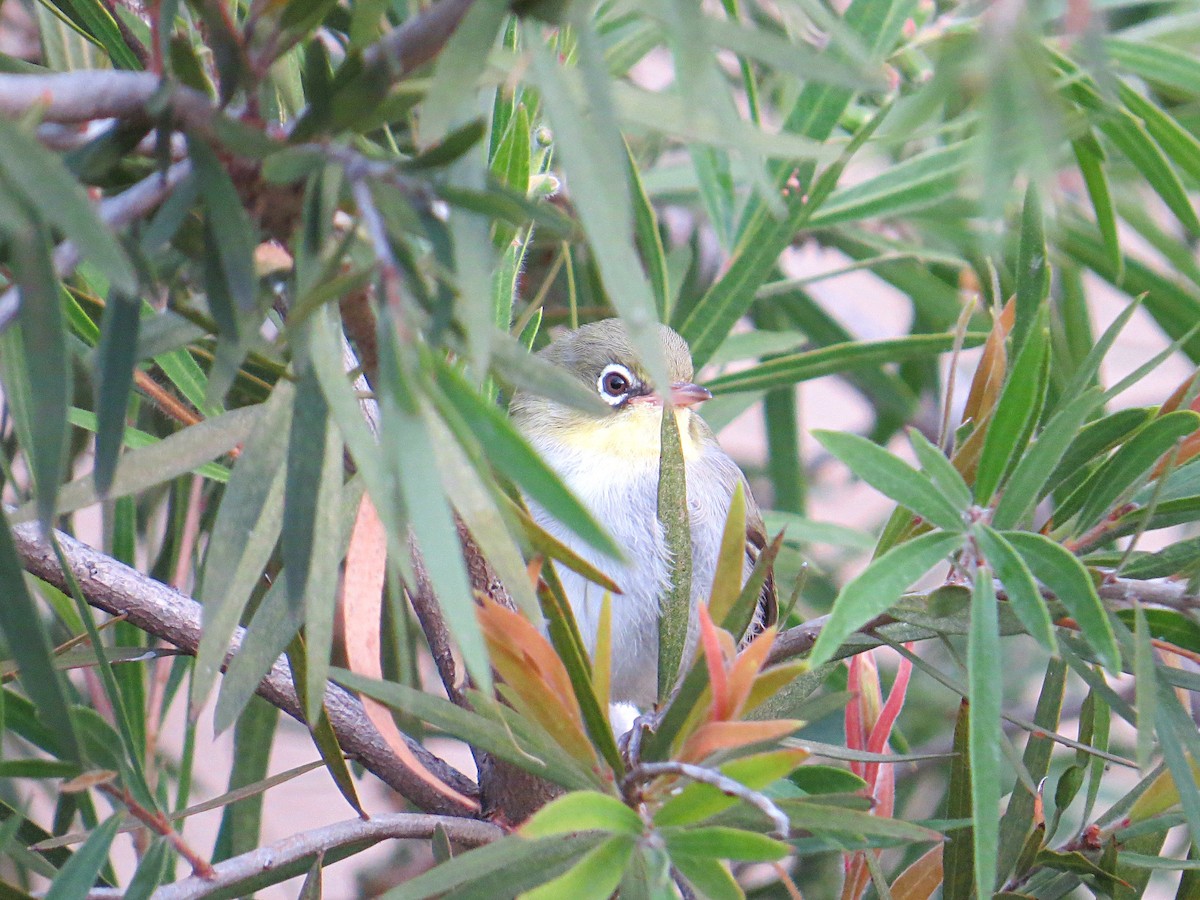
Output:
[0, 0, 1199, 897]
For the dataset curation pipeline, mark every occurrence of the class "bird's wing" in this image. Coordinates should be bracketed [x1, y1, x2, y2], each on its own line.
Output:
[743, 477, 778, 641]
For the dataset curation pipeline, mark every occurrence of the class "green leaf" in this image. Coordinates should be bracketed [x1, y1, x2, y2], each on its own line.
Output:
[975, 312, 1049, 505]
[526, 17, 667, 392]
[418, 0, 507, 146]
[778, 798, 944, 842]
[521, 835, 633, 900]
[6, 230, 71, 529]
[0, 508, 82, 764]
[628, 144, 670, 320]
[0, 119, 137, 295]
[1042, 407, 1154, 501]
[679, 101, 891, 367]
[813, 430, 966, 532]
[213, 696, 278, 862]
[92, 292, 140, 498]
[1072, 134, 1121, 276]
[121, 837, 171, 900]
[193, 385, 293, 714]
[670, 853, 742, 900]
[808, 531, 963, 667]
[1013, 184, 1049, 352]
[968, 569, 1002, 898]
[46, 405, 249, 518]
[657, 402, 692, 700]
[1120, 536, 1200, 581]
[434, 360, 620, 560]
[944, 701, 973, 900]
[382, 833, 603, 900]
[760, 511, 875, 551]
[1105, 37, 1200, 101]
[996, 657, 1065, 883]
[1061, 410, 1200, 532]
[807, 142, 972, 228]
[389, 395, 491, 691]
[215, 578, 300, 733]
[908, 427, 972, 510]
[665, 827, 789, 862]
[523, 792, 643, 837]
[189, 137, 259, 315]
[1002, 531, 1119, 670]
[975, 525, 1055, 652]
[44, 816, 121, 900]
[705, 332, 985, 394]
[1101, 112, 1200, 236]
[284, 363, 344, 722]
[1118, 605, 1200, 656]
[54, 0, 141, 68]
[286, 640, 363, 818]
[991, 388, 1104, 530]
[1132, 602, 1156, 772]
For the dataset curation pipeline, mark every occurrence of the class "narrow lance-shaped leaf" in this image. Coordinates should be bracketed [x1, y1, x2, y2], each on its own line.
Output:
[908, 427, 972, 511]
[434, 360, 620, 561]
[189, 136, 258, 314]
[193, 384, 294, 715]
[8, 228, 71, 529]
[0, 507, 83, 764]
[809, 531, 963, 667]
[285, 369, 344, 723]
[44, 815, 122, 900]
[975, 309, 1049, 505]
[991, 387, 1104, 530]
[1071, 410, 1200, 533]
[658, 404, 692, 700]
[1072, 133, 1121, 278]
[526, 17, 667, 392]
[0, 119, 137, 295]
[706, 481, 746, 626]
[1013, 184, 1049, 353]
[93, 292, 140, 498]
[968, 567, 1002, 897]
[1003, 531, 1119, 670]
[974, 524, 1055, 652]
[814, 430, 966, 533]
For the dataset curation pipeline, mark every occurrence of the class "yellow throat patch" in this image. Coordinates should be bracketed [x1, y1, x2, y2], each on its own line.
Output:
[556, 405, 702, 462]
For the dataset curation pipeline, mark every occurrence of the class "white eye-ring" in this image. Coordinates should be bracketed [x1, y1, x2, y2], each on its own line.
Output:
[597, 363, 635, 405]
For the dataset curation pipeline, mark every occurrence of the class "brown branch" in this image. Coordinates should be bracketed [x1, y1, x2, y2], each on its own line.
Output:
[9, 520, 481, 817]
[97, 783, 215, 880]
[153, 812, 501, 900]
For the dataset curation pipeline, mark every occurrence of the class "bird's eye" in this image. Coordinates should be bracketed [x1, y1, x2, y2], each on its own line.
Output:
[598, 364, 634, 404]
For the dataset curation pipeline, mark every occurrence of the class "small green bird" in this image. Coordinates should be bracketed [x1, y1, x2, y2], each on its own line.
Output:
[511, 319, 777, 711]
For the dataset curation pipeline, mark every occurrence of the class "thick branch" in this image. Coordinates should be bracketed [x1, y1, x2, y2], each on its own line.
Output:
[0, 71, 216, 127]
[153, 812, 501, 900]
[363, 0, 475, 74]
[10, 521, 480, 817]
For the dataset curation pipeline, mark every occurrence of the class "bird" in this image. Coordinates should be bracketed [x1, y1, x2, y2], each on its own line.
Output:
[510, 318, 777, 712]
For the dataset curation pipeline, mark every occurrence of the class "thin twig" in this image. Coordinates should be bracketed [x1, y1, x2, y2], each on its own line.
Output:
[98, 783, 215, 880]
[624, 761, 790, 839]
[152, 812, 501, 900]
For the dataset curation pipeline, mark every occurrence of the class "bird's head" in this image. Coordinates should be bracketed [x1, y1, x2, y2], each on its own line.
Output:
[511, 319, 712, 460]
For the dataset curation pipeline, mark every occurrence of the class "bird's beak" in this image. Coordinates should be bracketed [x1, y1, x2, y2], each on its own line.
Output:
[669, 382, 713, 408]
